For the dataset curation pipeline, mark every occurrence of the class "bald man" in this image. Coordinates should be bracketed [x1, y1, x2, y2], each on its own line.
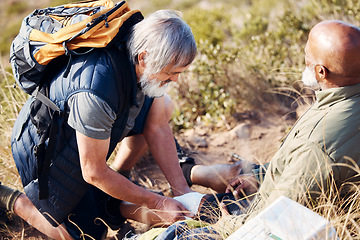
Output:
[228, 20, 360, 220]
[127, 20, 360, 239]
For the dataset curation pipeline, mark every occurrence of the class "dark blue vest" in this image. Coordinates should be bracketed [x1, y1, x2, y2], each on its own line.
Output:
[11, 44, 138, 226]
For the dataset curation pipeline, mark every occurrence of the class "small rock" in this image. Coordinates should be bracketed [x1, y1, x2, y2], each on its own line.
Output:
[188, 136, 208, 148]
[229, 123, 250, 139]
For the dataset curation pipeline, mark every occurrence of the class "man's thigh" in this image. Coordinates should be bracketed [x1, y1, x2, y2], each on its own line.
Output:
[64, 187, 125, 240]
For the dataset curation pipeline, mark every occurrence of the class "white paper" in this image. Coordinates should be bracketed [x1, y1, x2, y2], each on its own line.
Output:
[226, 196, 338, 240]
[174, 192, 205, 217]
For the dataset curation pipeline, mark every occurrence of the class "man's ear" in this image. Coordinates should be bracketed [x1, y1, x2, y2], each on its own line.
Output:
[315, 65, 327, 81]
[138, 51, 147, 68]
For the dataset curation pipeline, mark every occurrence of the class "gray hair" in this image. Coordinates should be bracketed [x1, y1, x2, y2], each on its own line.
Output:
[127, 10, 197, 73]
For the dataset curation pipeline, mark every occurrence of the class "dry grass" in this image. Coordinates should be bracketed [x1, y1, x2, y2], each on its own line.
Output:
[0, 64, 51, 239]
[2, 61, 360, 239]
[210, 159, 360, 240]
[0, 63, 26, 190]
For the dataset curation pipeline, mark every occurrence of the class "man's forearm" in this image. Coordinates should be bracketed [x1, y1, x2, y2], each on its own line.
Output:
[145, 126, 191, 195]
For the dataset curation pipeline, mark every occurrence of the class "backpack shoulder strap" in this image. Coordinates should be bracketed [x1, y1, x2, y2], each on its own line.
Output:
[32, 87, 60, 112]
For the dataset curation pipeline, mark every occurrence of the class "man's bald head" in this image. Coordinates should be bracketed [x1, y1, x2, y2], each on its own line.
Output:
[305, 20, 360, 88]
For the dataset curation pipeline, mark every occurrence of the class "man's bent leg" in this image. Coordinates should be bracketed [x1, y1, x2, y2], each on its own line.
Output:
[111, 94, 175, 177]
[111, 134, 148, 178]
[64, 187, 126, 240]
[13, 193, 73, 240]
[190, 162, 244, 193]
[0, 182, 72, 239]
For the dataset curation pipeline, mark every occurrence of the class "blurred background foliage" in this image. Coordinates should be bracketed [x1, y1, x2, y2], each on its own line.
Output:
[1, 0, 360, 133]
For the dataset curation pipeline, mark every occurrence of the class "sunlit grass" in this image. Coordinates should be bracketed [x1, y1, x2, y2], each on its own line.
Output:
[0, 62, 26, 190]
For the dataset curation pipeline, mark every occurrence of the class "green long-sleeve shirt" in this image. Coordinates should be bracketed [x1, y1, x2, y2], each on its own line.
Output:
[137, 83, 360, 239]
[252, 82, 360, 215]
[217, 83, 360, 238]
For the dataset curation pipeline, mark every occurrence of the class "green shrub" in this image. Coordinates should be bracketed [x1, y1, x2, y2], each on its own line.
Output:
[171, 41, 240, 130]
[183, 7, 231, 46]
[237, 10, 310, 88]
[308, 0, 360, 22]
[236, 15, 268, 40]
[171, 2, 314, 131]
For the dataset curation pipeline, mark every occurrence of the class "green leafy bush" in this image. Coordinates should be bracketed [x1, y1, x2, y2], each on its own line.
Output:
[171, 3, 313, 131]
[183, 7, 231, 46]
[237, 10, 311, 88]
[236, 15, 268, 39]
[172, 41, 242, 130]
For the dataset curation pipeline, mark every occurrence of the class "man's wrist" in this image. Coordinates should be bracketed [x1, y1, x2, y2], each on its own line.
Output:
[171, 185, 193, 197]
[142, 191, 165, 209]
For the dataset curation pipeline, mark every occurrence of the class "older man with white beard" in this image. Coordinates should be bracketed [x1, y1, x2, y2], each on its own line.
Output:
[1, 9, 197, 240]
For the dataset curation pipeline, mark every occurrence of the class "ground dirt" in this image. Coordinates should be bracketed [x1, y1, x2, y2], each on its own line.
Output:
[0, 108, 301, 239]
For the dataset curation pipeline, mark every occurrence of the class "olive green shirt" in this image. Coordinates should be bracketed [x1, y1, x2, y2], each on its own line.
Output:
[250, 83, 360, 216]
[137, 83, 360, 239]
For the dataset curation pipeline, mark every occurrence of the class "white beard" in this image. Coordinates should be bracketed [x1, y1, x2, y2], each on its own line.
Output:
[301, 66, 319, 88]
[139, 72, 169, 98]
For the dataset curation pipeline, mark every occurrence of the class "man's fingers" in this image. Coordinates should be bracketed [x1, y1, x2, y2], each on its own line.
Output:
[176, 203, 195, 219]
[226, 177, 242, 193]
[229, 178, 242, 187]
[155, 197, 195, 223]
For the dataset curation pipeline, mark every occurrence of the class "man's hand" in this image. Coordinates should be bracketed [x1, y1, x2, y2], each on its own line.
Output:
[153, 196, 194, 225]
[225, 174, 258, 198]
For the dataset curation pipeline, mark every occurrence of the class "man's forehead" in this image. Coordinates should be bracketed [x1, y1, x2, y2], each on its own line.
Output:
[304, 41, 312, 63]
[304, 32, 322, 65]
